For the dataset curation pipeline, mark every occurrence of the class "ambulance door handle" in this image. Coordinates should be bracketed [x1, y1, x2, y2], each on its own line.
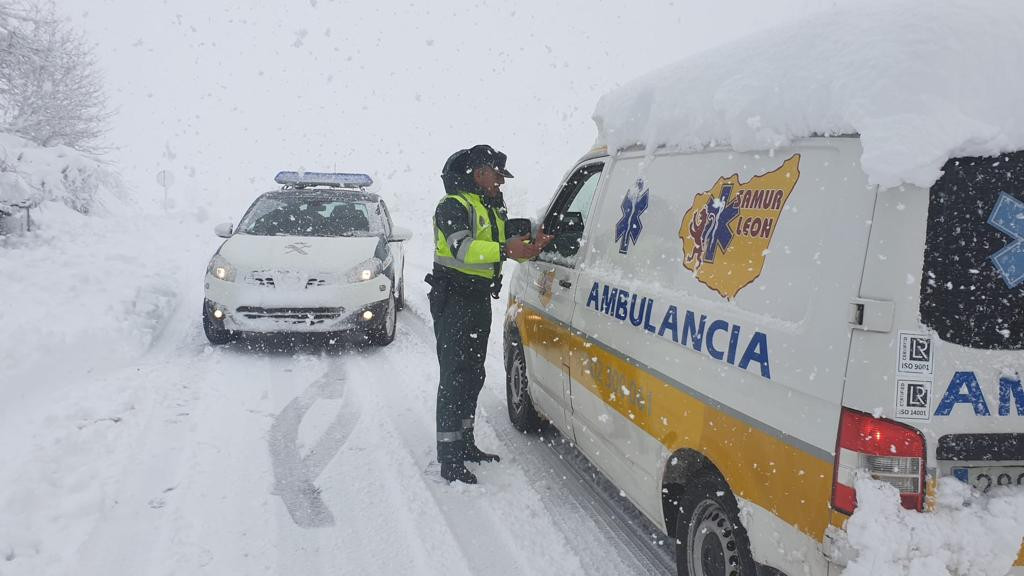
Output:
[849, 297, 894, 332]
[559, 279, 573, 289]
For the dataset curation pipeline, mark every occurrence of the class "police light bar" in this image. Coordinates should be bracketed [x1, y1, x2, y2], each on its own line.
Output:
[274, 171, 373, 189]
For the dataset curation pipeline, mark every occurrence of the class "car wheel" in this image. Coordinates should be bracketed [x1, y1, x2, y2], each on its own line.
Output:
[396, 270, 406, 311]
[505, 336, 541, 432]
[203, 300, 233, 345]
[674, 472, 756, 576]
[368, 292, 396, 346]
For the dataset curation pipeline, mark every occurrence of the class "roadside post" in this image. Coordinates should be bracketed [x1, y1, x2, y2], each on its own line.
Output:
[156, 170, 175, 211]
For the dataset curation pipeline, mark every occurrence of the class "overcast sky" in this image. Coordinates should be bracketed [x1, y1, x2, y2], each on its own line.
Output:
[60, 0, 854, 221]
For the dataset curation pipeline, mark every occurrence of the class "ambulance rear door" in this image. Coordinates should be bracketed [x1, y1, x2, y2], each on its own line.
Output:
[844, 152, 1024, 531]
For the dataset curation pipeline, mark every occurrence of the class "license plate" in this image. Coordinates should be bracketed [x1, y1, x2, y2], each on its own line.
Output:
[952, 466, 1024, 494]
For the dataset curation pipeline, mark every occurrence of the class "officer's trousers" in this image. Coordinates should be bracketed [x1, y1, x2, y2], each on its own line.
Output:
[431, 288, 492, 464]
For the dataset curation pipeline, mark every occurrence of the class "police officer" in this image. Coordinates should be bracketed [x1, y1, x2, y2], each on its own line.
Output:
[426, 144, 553, 484]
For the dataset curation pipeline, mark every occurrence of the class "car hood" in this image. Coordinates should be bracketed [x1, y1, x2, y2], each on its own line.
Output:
[218, 234, 382, 274]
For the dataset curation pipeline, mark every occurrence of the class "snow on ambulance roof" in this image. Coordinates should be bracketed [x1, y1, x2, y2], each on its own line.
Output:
[593, 0, 1024, 189]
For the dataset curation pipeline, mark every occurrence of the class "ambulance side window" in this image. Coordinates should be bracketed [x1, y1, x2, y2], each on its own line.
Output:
[540, 163, 604, 267]
[920, 152, 1024, 350]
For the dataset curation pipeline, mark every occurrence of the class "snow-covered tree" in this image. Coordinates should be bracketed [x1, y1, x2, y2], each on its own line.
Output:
[0, 1, 110, 151]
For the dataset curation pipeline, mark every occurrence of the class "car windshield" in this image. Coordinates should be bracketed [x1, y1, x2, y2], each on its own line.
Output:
[236, 196, 384, 237]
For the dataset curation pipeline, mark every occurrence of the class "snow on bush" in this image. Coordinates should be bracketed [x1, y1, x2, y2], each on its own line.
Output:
[0, 132, 126, 218]
[593, 0, 1024, 189]
[842, 476, 1024, 576]
[0, 1, 111, 151]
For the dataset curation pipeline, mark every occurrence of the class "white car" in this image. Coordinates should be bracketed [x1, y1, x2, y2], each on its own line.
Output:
[203, 172, 411, 346]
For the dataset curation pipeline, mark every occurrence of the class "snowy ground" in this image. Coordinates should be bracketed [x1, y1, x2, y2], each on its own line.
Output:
[0, 204, 675, 575]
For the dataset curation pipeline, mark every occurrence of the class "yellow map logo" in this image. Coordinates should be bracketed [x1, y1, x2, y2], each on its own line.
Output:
[678, 154, 801, 300]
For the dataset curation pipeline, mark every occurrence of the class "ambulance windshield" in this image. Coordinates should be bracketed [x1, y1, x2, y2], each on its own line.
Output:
[920, 151, 1024, 350]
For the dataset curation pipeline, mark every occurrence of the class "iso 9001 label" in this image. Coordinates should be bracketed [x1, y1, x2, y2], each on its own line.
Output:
[898, 331, 934, 375]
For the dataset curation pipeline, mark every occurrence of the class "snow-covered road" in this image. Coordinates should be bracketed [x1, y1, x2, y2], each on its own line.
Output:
[0, 206, 674, 575]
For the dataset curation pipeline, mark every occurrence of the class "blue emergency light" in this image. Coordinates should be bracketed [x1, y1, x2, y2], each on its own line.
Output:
[274, 171, 374, 189]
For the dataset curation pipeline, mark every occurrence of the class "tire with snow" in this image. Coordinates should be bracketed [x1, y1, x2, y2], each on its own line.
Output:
[674, 472, 756, 576]
[395, 270, 406, 311]
[367, 292, 396, 346]
[202, 300, 233, 345]
[505, 336, 541, 432]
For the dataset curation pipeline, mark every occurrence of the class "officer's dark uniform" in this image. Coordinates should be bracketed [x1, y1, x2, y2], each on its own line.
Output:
[426, 145, 511, 484]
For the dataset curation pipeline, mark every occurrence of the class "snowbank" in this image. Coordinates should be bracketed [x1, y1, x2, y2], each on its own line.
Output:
[842, 477, 1024, 576]
[593, 0, 1024, 189]
[0, 205, 207, 381]
[0, 132, 128, 219]
[0, 204, 218, 573]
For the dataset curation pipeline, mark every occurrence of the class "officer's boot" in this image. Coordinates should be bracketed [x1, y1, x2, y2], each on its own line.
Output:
[441, 462, 478, 484]
[463, 427, 501, 464]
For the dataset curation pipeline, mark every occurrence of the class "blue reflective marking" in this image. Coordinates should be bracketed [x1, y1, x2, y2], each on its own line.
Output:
[953, 468, 969, 483]
[987, 192, 1024, 288]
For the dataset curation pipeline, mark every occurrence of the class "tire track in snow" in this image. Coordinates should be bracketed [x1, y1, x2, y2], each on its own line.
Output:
[268, 369, 361, 528]
[271, 348, 478, 576]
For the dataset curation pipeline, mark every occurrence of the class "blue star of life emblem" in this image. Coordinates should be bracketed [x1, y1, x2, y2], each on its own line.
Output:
[615, 179, 650, 254]
[701, 184, 741, 264]
[988, 191, 1024, 288]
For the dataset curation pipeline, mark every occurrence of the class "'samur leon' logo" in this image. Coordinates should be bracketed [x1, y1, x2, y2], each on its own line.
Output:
[678, 154, 801, 300]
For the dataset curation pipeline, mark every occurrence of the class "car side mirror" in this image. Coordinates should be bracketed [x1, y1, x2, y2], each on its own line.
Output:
[506, 217, 533, 238]
[391, 226, 413, 242]
[214, 222, 234, 238]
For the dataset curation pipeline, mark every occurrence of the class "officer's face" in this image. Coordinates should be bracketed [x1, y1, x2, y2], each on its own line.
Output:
[473, 165, 504, 195]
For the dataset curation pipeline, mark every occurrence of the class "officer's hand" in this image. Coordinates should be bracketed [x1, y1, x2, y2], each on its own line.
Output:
[506, 235, 544, 260]
[533, 231, 555, 251]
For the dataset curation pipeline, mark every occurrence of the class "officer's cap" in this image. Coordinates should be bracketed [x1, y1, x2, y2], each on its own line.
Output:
[465, 144, 514, 178]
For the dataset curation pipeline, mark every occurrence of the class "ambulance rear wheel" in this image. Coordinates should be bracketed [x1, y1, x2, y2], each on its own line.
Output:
[506, 339, 541, 432]
[674, 472, 756, 576]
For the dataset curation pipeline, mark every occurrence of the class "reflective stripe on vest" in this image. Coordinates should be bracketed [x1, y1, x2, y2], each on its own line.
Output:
[433, 192, 505, 279]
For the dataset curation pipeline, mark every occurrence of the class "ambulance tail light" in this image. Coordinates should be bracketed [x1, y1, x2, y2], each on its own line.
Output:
[831, 407, 926, 515]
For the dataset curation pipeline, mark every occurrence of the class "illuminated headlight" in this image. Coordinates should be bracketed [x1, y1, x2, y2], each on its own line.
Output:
[345, 257, 383, 283]
[207, 254, 237, 282]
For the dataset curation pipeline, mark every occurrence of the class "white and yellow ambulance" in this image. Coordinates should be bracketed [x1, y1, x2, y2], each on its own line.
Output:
[503, 137, 1024, 575]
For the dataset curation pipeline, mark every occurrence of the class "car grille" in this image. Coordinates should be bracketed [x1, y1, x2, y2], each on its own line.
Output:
[236, 306, 344, 324]
[246, 272, 331, 289]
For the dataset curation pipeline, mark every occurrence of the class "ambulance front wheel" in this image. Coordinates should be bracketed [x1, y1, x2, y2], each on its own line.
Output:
[505, 338, 542, 433]
[674, 472, 756, 576]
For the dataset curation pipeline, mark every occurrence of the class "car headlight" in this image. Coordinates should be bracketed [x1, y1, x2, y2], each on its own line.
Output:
[207, 253, 237, 282]
[345, 257, 383, 283]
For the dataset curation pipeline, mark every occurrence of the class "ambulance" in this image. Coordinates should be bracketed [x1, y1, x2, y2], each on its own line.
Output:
[503, 137, 1024, 575]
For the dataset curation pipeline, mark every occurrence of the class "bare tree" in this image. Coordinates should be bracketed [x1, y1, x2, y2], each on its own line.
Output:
[0, 1, 110, 151]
